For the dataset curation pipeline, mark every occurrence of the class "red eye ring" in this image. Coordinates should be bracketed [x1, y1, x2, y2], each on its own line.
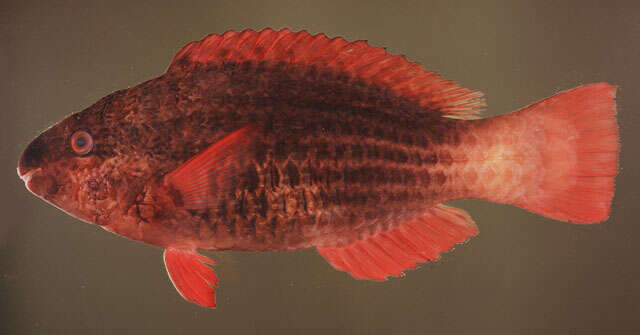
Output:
[70, 131, 94, 155]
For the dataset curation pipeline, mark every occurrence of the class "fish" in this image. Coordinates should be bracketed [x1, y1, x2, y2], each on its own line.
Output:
[17, 28, 619, 308]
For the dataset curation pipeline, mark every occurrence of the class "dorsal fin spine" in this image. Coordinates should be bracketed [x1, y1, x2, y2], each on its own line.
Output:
[218, 33, 241, 60]
[264, 30, 285, 59]
[168, 29, 486, 118]
[321, 41, 346, 68]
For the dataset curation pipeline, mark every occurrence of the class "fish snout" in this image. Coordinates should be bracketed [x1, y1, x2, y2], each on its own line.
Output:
[24, 172, 59, 197]
[21, 169, 41, 195]
[18, 134, 46, 178]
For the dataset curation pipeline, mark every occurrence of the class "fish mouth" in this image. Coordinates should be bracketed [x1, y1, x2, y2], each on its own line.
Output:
[18, 166, 39, 181]
[18, 167, 93, 224]
[17, 159, 96, 224]
[19, 167, 42, 195]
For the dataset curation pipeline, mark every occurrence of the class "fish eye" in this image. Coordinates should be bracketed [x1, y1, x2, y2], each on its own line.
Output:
[70, 131, 94, 155]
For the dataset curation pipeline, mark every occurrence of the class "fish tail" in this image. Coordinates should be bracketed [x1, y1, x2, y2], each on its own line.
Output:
[478, 83, 619, 223]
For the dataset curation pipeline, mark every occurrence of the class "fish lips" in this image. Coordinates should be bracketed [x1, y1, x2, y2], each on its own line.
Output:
[18, 164, 94, 224]
[19, 168, 62, 200]
[18, 135, 58, 198]
[18, 167, 43, 196]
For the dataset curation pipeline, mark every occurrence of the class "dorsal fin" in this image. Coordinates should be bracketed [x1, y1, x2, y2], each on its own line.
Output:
[168, 28, 485, 119]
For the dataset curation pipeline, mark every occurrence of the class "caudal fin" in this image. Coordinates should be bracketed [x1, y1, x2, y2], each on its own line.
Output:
[512, 83, 619, 223]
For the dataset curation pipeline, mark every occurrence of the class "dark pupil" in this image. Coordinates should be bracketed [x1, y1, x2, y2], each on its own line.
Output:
[76, 137, 86, 148]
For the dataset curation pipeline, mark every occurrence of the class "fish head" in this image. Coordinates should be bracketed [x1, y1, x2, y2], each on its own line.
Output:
[17, 93, 141, 226]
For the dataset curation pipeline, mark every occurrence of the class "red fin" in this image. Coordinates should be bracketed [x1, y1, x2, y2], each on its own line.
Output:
[163, 248, 218, 308]
[168, 29, 485, 119]
[512, 83, 619, 223]
[317, 204, 478, 281]
[165, 126, 255, 209]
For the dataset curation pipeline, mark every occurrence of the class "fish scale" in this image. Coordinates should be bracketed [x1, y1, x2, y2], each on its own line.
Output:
[126, 60, 464, 250]
[229, 127, 467, 250]
[18, 29, 618, 308]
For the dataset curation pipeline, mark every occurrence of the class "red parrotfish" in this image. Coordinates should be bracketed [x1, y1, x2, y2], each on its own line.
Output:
[17, 29, 619, 308]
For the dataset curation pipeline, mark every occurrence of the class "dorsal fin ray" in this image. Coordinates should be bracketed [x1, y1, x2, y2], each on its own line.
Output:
[168, 28, 485, 119]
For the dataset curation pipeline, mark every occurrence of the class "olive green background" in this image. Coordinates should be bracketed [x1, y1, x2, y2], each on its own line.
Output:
[1, 0, 638, 334]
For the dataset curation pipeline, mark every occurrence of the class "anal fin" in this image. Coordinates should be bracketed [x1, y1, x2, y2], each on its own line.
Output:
[317, 204, 478, 281]
[163, 248, 219, 308]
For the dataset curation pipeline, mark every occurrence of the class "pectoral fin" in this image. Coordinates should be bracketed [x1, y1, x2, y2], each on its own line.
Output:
[164, 125, 256, 209]
[163, 248, 218, 308]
